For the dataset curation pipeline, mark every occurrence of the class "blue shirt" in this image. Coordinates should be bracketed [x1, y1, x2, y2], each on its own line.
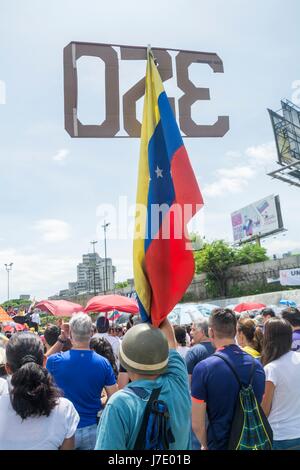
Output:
[185, 341, 215, 375]
[46, 350, 116, 429]
[191, 344, 265, 450]
[95, 350, 191, 450]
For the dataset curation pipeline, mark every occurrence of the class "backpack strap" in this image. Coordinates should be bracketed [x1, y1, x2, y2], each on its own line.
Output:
[214, 352, 256, 388]
[128, 386, 162, 450]
[214, 353, 243, 388]
[248, 359, 256, 386]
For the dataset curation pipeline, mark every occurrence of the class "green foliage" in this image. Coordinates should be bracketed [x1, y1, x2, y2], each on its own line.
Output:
[114, 281, 129, 289]
[194, 240, 236, 274]
[1, 299, 31, 310]
[194, 240, 236, 296]
[190, 233, 205, 251]
[39, 314, 70, 327]
[193, 238, 269, 298]
[235, 243, 268, 266]
[39, 312, 97, 328]
[204, 278, 220, 298]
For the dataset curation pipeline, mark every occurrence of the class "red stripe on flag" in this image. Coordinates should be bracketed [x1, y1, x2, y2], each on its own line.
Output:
[144, 204, 195, 327]
[144, 146, 203, 327]
[171, 145, 203, 210]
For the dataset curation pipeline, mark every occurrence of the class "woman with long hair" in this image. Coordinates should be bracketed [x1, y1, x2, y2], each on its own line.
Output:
[0, 332, 79, 450]
[236, 318, 263, 358]
[261, 318, 300, 450]
[173, 325, 190, 359]
[90, 336, 118, 379]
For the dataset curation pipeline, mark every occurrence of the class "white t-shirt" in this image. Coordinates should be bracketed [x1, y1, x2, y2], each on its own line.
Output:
[0, 378, 8, 396]
[177, 346, 190, 359]
[30, 312, 41, 324]
[264, 351, 300, 441]
[0, 395, 79, 450]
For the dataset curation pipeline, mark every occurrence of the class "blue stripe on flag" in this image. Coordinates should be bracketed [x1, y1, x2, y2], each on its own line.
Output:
[137, 296, 151, 323]
[158, 92, 183, 161]
[145, 120, 175, 252]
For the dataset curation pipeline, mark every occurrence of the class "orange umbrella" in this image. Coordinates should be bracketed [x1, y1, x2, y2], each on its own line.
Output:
[0, 306, 11, 323]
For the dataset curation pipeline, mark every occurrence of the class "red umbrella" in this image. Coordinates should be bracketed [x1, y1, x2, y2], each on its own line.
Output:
[233, 302, 266, 313]
[85, 294, 139, 314]
[34, 300, 84, 317]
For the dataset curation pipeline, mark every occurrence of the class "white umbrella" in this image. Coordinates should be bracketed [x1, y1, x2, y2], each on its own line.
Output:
[195, 303, 220, 317]
[168, 304, 204, 325]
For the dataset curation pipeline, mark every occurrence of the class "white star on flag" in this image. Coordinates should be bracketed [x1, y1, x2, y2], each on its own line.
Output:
[155, 166, 163, 178]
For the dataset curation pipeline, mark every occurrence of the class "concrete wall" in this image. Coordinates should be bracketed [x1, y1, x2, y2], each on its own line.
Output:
[208, 289, 300, 308]
[183, 255, 300, 302]
[226, 255, 300, 291]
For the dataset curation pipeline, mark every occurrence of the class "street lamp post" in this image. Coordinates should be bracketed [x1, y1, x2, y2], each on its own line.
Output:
[102, 221, 110, 294]
[4, 263, 13, 301]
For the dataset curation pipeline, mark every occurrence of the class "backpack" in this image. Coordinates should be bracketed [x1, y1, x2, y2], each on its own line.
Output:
[126, 386, 175, 450]
[213, 352, 273, 450]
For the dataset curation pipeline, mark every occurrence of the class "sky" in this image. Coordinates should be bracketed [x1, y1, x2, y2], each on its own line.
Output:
[0, 0, 300, 302]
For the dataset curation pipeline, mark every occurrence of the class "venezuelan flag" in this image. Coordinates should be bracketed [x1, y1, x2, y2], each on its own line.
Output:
[133, 48, 203, 327]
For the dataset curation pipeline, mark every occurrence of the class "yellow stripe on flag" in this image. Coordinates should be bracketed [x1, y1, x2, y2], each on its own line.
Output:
[133, 49, 164, 316]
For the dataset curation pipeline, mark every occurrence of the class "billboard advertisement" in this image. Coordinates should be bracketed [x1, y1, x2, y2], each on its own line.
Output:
[268, 100, 300, 166]
[231, 195, 284, 243]
[280, 268, 300, 286]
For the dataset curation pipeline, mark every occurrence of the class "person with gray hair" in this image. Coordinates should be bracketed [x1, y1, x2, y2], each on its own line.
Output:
[185, 319, 216, 449]
[46, 313, 117, 450]
[69, 312, 93, 343]
[185, 319, 215, 381]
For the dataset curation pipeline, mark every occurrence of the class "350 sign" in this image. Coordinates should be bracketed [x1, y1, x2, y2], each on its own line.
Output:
[64, 42, 229, 138]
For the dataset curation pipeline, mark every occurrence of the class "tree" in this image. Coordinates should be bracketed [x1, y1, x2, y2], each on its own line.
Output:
[235, 243, 268, 265]
[194, 240, 236, 297]
[114, 281, 129, 289]
[1, 299, 31, 310]
[193, 239, 269, 298]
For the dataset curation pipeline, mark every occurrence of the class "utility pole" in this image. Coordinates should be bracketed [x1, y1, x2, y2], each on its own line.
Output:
[102, 221, 110, 294]
[4, 263, 13, 301]
[90, 241, 98, 295]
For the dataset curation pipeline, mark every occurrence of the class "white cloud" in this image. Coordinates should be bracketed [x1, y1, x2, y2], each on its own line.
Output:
[0, 248, 78, 302]
[203, 177, 250, 197]
[34, 219, 71, 242]
[204, 142, 276, 198]
[203, 166, 255, 197]
[52, 148, 69, 162]
[245, 142, 276, 165]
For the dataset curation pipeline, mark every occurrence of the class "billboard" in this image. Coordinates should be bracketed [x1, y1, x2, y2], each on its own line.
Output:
[280, 268, 300, 286]
[231, 195, 284, 243]
[268, 99, 300, 166]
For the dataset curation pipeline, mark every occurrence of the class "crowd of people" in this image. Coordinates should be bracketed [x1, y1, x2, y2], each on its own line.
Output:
[0, 303, 300, 450]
